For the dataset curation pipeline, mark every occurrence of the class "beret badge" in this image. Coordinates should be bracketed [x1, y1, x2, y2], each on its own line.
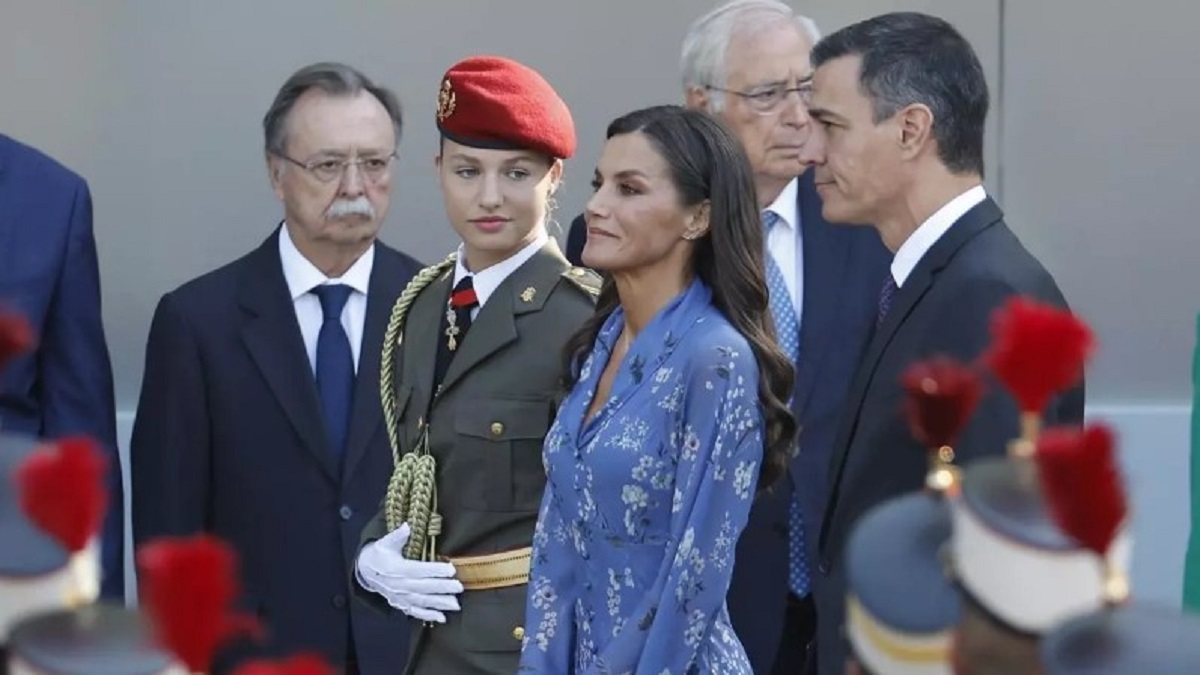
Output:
[436, 78, 456, 122]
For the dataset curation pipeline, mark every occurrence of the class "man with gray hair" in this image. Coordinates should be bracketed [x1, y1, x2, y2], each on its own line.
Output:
[131, 61, 421, 674]
[566, 3, 889, 672]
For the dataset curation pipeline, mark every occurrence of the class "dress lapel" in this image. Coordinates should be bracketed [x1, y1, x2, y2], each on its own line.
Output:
[577, 279, 711, 446]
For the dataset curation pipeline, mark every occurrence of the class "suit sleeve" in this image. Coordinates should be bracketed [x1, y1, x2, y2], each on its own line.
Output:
[130, 292, 211, 552]
[37, 179, 124, 600]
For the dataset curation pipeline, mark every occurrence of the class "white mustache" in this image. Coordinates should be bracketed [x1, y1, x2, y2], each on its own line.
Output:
[326, 197, 375, 220]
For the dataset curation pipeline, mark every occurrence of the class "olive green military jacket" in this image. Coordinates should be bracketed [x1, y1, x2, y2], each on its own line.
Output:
[356, 240, 598, 675]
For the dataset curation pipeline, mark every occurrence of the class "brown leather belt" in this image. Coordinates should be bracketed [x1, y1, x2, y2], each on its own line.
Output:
[444, 547, 532, 591]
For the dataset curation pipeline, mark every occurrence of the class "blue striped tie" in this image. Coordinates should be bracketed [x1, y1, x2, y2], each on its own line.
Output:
[763, 211, 810, 597]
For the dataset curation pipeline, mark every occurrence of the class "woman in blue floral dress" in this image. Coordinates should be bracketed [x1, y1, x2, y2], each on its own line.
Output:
[517, 105, 798, 674]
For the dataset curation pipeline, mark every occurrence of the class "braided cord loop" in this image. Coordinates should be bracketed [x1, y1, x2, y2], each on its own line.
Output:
[380, 253, 456, 561]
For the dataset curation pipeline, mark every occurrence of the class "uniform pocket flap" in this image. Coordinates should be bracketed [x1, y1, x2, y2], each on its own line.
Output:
[455, 398, 551, 441]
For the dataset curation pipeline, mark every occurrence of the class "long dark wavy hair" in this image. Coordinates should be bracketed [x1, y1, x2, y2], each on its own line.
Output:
[562, 105, 797, 492]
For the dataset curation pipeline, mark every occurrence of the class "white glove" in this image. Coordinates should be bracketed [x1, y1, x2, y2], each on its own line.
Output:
[356, 523, 464, 623]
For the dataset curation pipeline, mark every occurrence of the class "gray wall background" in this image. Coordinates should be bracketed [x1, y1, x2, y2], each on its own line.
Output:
[3, 1, 1197, 605]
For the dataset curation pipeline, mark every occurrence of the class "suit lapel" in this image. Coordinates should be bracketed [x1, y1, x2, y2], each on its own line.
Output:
[238, 231, 338, 482]
[793, 175, 851, 416]
[342, 248, 411, 485]
[437, 242, 568, 396]
[824, 198, 1005, 490]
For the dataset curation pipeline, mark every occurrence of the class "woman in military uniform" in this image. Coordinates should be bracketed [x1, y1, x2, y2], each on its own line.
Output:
[353, 55, 599, 675]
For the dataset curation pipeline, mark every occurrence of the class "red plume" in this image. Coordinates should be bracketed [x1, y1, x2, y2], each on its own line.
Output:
[1034, 424, 1126, 555]
[0, 310, 35, 371]
[901, 356, 984, 448]
[984, 297, 1094, 414]
[16, 436, 108, 552]
[136, 535, 263, 672]
[232, 654, 337, 675]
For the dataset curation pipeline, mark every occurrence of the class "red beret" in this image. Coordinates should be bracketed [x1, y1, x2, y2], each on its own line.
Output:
[435, 55, 576, 159]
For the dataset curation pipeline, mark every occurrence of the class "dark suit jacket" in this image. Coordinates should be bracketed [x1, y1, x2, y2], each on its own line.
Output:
[355, 241, 598, 675]
[0, 135, 122, 600]
[563, 174, 891, 671]
[565, 214, 587, 267]
[811, 197, 1086, 674]
[130, 231, 420, 673]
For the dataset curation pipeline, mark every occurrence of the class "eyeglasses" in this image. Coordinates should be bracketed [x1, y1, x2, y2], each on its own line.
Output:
[707, 82, 813, 114]
[275, 152, 397, 184]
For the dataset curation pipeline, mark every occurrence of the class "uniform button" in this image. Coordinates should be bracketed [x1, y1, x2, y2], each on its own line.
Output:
[490, 422, 505, 436]
[818, 560, 831, 575]
[339, 505, 353, 520]
[332, 594, 347, 609]
[512, 626, 525, 641]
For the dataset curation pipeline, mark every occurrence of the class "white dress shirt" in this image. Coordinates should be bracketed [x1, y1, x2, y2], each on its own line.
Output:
[891, 185, 987, 288]
[764, 177, 804, 317]
[278, 225, 374, 374]
[452, 230, 548, 320]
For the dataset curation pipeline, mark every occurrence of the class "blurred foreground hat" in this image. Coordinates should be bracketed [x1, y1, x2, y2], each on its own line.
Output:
[1041, 603, 1200, 674]
[7, 604, 184, 675]
[845, 356, 981, 674]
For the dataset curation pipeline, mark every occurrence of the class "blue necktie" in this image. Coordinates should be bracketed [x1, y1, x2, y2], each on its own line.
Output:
[313, 284, 355, 462]
[877, 274, 898, 327]
[764, 211, 810, 598]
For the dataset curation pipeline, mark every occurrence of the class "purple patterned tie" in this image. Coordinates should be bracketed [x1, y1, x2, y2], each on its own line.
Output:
[877, 274, 898, 327]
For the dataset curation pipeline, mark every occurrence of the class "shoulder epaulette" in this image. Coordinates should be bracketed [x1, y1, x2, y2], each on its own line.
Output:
[560, 266, 602, 298]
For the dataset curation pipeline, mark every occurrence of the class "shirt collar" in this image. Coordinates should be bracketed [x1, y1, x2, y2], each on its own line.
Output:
[278, 223, 374, 299]
[891, 185, 987, 287]
[452, 229, 549, 308]
[763, 177, 800, 231]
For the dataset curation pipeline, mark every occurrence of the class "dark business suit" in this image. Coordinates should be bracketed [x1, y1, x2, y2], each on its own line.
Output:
[356, 241, 598, 675]
[564, 174, 891, 673]
[0, 135, 122, 601]
[131, 230, 419, 674]
[565, 213, 587, 266]
[811, 196, 1085, 674]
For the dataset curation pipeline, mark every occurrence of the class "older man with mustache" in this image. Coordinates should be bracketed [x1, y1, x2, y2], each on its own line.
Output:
[130, 62, 421, 674]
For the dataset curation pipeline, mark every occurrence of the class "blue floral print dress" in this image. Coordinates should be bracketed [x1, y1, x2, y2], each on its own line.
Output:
[517, 278, 764, 674]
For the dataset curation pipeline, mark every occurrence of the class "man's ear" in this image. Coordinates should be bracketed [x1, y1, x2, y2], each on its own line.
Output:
[266, 154, 285, 201]
[896, 103, 934, 161]
[686, 86, 712, 113]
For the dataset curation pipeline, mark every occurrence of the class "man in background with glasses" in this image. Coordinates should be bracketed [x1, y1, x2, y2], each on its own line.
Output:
[130, 62, 421, 675]
[568, 1, 888, 673]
